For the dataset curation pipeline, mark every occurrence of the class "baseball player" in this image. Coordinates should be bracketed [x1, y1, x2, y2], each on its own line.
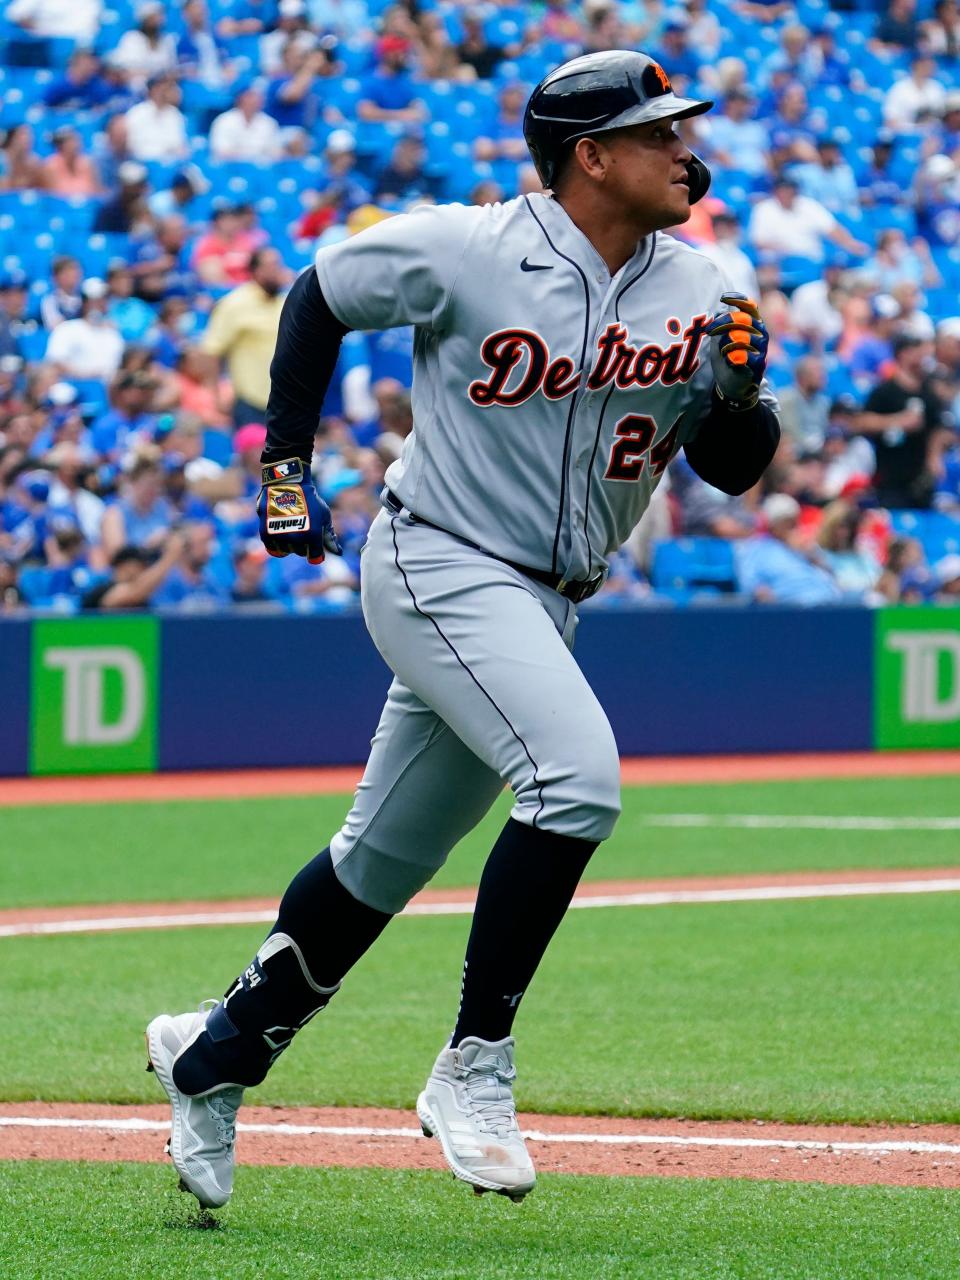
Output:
[146, 50, 779, 1210]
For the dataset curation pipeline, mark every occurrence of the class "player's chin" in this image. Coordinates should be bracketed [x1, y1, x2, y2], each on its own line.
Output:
[667, 181, 692, 219]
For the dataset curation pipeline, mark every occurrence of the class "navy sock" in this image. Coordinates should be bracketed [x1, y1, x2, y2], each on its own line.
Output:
[450, 818, 597, 1046]
[173, 849, 392, 1093]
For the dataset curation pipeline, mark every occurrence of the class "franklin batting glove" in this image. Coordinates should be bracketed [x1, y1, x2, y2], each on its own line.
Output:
[705, 293, 769, 412]
[257, 457, 342, 564]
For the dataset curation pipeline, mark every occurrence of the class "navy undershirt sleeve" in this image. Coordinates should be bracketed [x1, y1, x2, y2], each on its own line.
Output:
[261, 268, 351, 467]
[683, 390, 781, 496]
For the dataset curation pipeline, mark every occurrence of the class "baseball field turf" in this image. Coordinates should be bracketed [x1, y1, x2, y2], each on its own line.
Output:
[3, 770, 959, 1278]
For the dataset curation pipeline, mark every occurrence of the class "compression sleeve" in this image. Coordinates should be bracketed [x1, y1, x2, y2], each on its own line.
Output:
[261, 268, 350, 467]
[682, 389, 781, 496]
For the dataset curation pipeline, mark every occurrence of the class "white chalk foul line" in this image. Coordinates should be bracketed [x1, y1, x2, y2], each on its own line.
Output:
[644, 814, 960, 831]
[0, 1115, 957, 1157]
[3, 878, 960, 938]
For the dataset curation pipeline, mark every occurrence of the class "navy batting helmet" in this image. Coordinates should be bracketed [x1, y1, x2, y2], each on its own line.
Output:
[523, 50, 713, 201]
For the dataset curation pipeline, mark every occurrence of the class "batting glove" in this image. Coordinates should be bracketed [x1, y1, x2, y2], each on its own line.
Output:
[705, 293, 769, 412]
[257, 457, 342, 564]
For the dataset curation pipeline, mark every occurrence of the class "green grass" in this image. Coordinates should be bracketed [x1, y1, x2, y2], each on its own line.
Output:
[4, 892, 958, 1123]
[3, 775, 960, 909]
[2, 1162, 958, 1280]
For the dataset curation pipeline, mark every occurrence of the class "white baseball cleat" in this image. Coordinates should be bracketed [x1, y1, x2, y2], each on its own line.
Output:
[416, 1036, 536, 1201]
[145, 1002, 244, 1209]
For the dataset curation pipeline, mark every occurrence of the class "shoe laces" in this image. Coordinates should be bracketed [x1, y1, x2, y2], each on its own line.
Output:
[455, 1052, 519, 1137]
[206, 1089, 242, 1149]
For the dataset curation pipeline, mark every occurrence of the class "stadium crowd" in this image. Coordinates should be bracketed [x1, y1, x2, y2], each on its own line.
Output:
[0, 0, 959, 613]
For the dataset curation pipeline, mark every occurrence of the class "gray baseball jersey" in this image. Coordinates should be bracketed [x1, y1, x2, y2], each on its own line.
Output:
[315, 192, 778, 582]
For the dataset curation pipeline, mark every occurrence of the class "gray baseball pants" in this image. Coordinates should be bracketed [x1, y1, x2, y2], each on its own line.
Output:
[329, 509, 621, 914]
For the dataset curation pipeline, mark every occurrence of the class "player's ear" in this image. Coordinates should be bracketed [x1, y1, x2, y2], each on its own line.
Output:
[572, 135, 607, 183]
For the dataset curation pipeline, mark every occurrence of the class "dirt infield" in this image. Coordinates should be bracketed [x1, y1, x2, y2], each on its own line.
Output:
[3, 866, 959, 937]
[3, 749, 960, 806]
[2, 1102, 958, 1189]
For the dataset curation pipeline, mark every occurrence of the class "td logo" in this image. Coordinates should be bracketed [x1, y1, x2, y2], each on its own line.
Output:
[31, 618, 158, 773]
[875, 611, 960, 748]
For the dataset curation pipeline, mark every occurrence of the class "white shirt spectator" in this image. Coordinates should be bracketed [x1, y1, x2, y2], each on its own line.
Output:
[46, 318, 124, 380]
[209, 107, 282, 163]
[790, 278, 844, 346]
[124, 99, 189, 162]
[697, 239, 760, 299]
[749, 193, 837, 262]
[884, 73, 946, 129]
[6, 0, 101, 43]
[110, 30, 178, 88]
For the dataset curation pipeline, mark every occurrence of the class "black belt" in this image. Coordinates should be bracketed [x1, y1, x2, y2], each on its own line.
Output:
[381, 488, 605, 604]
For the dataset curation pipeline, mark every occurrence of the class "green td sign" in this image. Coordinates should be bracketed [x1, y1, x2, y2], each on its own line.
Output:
[30, 617, 159, 774]
[875, 608, 960, 749]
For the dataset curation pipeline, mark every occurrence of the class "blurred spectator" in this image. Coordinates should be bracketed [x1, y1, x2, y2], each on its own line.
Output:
[192, 204, 262, 286]
[702, 90, 768, 177]
[129, 213, 198, 300]
[296, 131, 370, 237]
[92, 160, 150, 233]
[457, 12, 504, 80]
[883, 54, 946, 129]
[531, 0, 586, 43]
[45, 279, 124, 381]
[230, 539, 270, 603]
[859, 131, 903, 208]
[914, 155, 960, 249]
[0, 554, 23, 611]
[736, 494, 842, 604]
[201, 248, 287, 425]
[151, 519, 228, 608]
[932, 552, 960, 600]
[100, 453, 174, 559]
[669, 454, 758, 538]
[92, 113, 131, 193]
[0, 272, 30, 360]
[357, 35, 424, 124]
[873, 0, 920, 50]
[847, 293, 902, 386]
[82, 536, 182, 610]
[110, 2, 178, 91]
[6, 0, 102, 44]
[821, 399, 877, 498]
[43, 50, 113, 111]
[177, 0, 236, 90]
[768, 84, 820, 166]
[0, 124, 45, 191]
[260, 0, 315, 77]
[174, 346, 233, 427]
[749, 176, 868, 263]
[858, 334, 950, 508]
[470, 180, 505, 207]
[876, 534, 928, 602]
[791, 134, 859, 213]
[474, 82, 529, 164]
[210, 86, 283, 162]
[695, 209, 759, 297]
[656, 21, 705, 91]
[374, 133, 434, 202]
[266, 42, 331, 132]
[933, 316, 960, 418]
[148, 165, 209, 221]
[815, 500, 882, 598]
[922, 0, 960, 56]
[778, 356, 830, 453]
[43, 126, 102, 197]
[416, 11, 462, 81]
[46, 441, 106, 548]
[124, 75, 189, 163]
[105, 263, 156, 344]
[867, 229, 942, 292]
[90, 368, 158, 459]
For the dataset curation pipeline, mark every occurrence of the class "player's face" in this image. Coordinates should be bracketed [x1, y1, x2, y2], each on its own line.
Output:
[599, 119, 694, 230]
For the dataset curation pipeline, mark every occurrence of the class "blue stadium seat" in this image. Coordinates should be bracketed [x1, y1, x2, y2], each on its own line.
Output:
[651, 539, 737, 593]
[17, 566, 53, 605]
